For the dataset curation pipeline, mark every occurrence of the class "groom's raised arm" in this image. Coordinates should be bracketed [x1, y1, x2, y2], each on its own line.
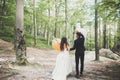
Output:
[70, 40, 76, 51]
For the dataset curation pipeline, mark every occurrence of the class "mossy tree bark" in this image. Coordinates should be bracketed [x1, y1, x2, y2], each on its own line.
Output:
[15, 0, 28, 65]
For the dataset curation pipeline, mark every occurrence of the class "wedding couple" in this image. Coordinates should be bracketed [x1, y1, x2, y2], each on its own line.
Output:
[52, 32, 85, 80]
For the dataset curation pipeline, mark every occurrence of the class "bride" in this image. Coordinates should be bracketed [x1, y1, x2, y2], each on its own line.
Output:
[52, 37, 72, 80]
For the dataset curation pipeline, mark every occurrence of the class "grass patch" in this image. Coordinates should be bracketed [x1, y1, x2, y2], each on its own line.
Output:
[25, 31, 52, 49]
[0, 27, 14, 42]
[0, 27, 52, 49]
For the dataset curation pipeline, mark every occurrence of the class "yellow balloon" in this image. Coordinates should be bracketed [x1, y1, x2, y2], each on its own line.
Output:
[52, 38, 61, 51]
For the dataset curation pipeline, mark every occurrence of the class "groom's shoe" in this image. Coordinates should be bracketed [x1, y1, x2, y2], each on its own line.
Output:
[80, 74, 83, 77]
[75, 75, 80, 79]
[80, 72, 83, 76]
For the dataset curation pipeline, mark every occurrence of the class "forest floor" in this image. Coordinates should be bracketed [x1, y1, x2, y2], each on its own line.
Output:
[0, 39, 120, 80]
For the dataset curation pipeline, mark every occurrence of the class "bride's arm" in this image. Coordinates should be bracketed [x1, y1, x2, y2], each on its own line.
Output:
[67, 45, 70, 51]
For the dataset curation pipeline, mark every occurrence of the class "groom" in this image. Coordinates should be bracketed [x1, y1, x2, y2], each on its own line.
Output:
[70, 32, 85, 78]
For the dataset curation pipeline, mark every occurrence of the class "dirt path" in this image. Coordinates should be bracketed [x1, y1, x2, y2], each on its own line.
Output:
[0, 39, 120, 80]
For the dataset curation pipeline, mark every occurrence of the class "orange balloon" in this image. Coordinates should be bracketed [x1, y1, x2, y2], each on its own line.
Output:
[52, 38, 61, 51]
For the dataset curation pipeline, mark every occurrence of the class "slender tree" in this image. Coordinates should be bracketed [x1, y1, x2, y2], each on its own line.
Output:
[54, 0, 57, 37]
[44, 23, 47, 39]
[33, 0, 37, 46]
[103, 23, 107, 48]
[108, 25, 112, 48]
[1, 0, 6, 29]
[95, 0, 99, 61]
[65, 0, 68, 38]
[98, 18, 102, 49]
[47, 0, 50, 45]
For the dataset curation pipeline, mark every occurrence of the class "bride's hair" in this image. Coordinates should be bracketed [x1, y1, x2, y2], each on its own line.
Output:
[60, 37, 68, 51]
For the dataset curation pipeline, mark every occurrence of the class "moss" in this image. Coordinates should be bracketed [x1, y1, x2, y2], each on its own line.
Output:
[12, 59, 30, 66]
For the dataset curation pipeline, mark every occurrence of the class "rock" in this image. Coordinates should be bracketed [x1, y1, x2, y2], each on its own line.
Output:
[99, 48, 120, 60]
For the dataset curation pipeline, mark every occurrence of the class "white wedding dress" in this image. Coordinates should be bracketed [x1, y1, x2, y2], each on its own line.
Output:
[52, 49, 72, 80]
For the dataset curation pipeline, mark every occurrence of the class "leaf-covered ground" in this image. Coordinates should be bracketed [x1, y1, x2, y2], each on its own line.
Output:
[0, 39, 120, 80]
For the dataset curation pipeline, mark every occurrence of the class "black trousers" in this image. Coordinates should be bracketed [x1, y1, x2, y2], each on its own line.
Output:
[75, 51, 85, 75]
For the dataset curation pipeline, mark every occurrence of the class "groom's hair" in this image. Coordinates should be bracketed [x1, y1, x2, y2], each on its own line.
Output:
[76, 32, 81, 37]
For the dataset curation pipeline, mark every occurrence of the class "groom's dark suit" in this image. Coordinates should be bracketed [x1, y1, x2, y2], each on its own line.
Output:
[70, 34, 85, 75]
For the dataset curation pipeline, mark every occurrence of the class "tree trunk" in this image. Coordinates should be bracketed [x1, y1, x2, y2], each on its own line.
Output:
[38, 9, 43, 37]
[15, 0, 28, 65]
[113, 22, 117, 46]
[103, 23, 107, 48]
[54, 0, 57, 37]
[59, 27, 61, 38]
[47, 0, 50, 45]
[108, 25, 111, 48]
[1, 0, 5, 29]
[73, 26, 75, 41]
[33, 0, 37, 47]
[65, 0, 68, 38]
[44, 24, 47, 39]
[98, 18, 102, 49]
[94, 0, 99, 61]
[90, 25, 92, 51]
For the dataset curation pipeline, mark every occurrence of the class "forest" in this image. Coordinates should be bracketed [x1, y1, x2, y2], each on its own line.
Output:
[0, 0, 120, 80]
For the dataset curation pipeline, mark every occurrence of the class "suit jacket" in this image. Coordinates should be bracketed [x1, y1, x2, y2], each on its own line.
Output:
[70, 34, 85, 54]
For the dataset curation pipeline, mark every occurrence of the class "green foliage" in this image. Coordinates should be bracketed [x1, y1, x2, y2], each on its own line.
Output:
[0, 27, 14, 42]
[0, 27, 51, 49]
[25, 32, 52, 49]
[0, 0, 15, 27]
[0, 0, 119, 51]
[97, 0, 120, 22]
